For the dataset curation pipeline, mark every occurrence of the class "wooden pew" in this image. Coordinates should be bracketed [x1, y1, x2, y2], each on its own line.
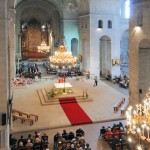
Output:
[12, 108, 38, 121]
[114, 98, 125, 111]
[12, 114, 34, 126]
[121, 99, 129, 114]
[29, 114, 38, 121]
[12, 108, 30, 118]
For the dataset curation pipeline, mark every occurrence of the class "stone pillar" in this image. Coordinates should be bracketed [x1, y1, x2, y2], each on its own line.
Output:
[18, 33, 22, 54]
[129, 0, 150, 105]
[0, 0, 10, 149]
[9, 8, 16, 79]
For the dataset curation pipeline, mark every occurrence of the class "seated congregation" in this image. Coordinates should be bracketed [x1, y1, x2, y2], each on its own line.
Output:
[100, 122, 129, 149]
[111, 75, 129, 89]
[10, 131, 49, 150]
[10, 128, 91, 150]
[44, 62, 82, 77]
[16, 62, 42, 80]
[53, 128, 91, 150]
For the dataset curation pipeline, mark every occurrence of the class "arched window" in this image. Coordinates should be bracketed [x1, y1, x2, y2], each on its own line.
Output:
[98, 20, 103, 28]
[125, 0, 130, 18]
[108, 20, 112, 28]
[71, 38, 78, 56]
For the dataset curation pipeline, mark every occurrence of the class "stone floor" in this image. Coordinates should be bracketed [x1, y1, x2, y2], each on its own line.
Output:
[12, 66, 129, 149]
[12, 77, 128, 132]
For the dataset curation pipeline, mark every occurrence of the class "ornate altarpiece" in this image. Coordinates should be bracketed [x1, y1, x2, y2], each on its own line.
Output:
[21, 19, 49, 59]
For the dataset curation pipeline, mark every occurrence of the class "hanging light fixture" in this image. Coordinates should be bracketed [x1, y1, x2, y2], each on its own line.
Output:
[37, 41, 50, 54]
[49, 36, 77, 94]
[126, 88, 150, 149]
[49, 40, 77, 67]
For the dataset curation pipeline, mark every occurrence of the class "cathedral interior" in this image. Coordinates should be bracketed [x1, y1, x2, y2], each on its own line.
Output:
[0, 0, 150, 149]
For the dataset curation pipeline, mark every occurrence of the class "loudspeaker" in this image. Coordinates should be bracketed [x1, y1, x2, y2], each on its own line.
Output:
[139, 89, 142, 94]
[1, 113, 6, 126]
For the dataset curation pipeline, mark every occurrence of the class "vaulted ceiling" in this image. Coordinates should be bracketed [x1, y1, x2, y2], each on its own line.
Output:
[10, 0, 89, 17]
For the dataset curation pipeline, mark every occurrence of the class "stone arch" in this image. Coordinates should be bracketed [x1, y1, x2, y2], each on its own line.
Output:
[14, 0, 60, 13]
[120, 29, 129, 76]
[100, 35, 111, 77]
[71, 38, 78, 56]
[14, 0, 61, 60]
[139, 39, 150, 99]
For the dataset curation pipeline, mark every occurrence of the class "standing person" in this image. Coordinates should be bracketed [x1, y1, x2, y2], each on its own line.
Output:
[94, 76, 98, 86]
[100, 126, 106, 140]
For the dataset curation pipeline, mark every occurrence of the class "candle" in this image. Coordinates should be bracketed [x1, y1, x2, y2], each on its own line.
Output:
[139, 104, 142, 115]
[133, 110, 137, 117]
[130, 106, 132, 116]
[127, 121, 131, 131]
[144, 101, 146, 110]
[147, 127, 149, 138]
[136, 105, 139, 114]
[137, 128, 141, 134]
[142, 125, 145, 136]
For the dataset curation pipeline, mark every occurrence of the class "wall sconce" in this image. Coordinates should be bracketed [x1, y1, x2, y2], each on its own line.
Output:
[112, 59, 120, 66]
[77, 55, 82, 62]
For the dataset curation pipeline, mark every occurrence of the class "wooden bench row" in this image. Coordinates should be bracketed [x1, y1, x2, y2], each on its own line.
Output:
[12, 108, 38, 121]
[12, 109, 38, 125]
[114, 98, 125, 111]
[113, 98, 129, 114]
[121, 99, 129, 114]
[12, 114, 34, 126]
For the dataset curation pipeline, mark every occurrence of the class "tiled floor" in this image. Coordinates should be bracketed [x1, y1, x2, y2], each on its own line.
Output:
[12, 66, 128, 149]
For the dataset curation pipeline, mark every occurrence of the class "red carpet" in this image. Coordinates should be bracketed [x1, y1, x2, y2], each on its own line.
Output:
[28, 52, 49, 58]
[59, 97, 92, 125]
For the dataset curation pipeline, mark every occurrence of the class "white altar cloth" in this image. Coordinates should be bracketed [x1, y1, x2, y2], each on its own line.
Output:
[54, 82, 73, 89]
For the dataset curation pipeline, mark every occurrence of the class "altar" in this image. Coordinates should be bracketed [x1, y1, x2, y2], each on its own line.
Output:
[54, 82, 73, 93]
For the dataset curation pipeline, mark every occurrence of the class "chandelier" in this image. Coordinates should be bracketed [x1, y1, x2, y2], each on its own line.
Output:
[37, 41, 50, 54]
[126, 88, 150, 149]
[49, 43, 77, 67]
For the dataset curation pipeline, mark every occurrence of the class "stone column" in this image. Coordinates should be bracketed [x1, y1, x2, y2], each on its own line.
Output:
[0, 0, 10, 149]
[9, 8, 16, 78]
[18, 33, 22, 54]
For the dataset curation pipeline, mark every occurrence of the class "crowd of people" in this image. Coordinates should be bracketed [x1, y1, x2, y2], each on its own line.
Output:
[44, 62, 82, 77]
[112, 75, 129, 88]
[99, 122, 128, 150]
[9, 128, 91, 150]
[16, 62, 42, 81]
[9, 123, 130, 150]
[53, 128, 91, 150]
[10, 131, 49, 150]
[105, 71, 129, 89]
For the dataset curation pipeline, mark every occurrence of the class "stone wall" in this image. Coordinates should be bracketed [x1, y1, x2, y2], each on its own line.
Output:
[0, 0, 10, 149]
[129, 1, 150, 105]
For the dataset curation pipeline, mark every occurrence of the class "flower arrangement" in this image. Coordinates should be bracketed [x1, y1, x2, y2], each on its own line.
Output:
[50, 88, 55, 97]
